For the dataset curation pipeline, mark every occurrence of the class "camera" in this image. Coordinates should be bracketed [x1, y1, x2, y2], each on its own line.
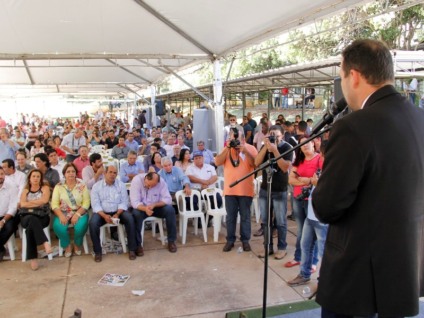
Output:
[229, 127, 240, 148]
[229, 139, 240, 148]
[268, 135, 276, 143]
[295, 186, 312, 200]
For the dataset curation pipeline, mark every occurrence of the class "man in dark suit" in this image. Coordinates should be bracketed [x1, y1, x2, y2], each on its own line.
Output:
[312, 39, 424, 317]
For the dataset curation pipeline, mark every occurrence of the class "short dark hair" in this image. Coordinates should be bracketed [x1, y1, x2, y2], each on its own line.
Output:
[2, 159, 15, 169]
[268, 125, 283, 134]
[89, 153, 102, 165]
[145, 171, 160, 182]
[298, 121, 308, 132]
[45, 148, 57, 156]
[151, 142, 161, 150]
[342, 39, 394, 85]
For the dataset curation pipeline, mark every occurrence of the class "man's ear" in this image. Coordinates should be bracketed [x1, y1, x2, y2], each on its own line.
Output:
[350, 69, 361, 89]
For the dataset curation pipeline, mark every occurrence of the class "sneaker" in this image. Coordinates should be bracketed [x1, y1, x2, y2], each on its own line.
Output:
[258, 249, 274, 258]
[274, 250, 287, 260]
[287, 274, 310, 286]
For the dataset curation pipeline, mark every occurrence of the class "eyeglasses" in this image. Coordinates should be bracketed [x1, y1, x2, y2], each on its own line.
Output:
[230, 119, 236, 122]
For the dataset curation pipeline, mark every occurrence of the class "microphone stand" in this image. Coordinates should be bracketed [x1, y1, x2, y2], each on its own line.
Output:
[229, 126, 331, 318]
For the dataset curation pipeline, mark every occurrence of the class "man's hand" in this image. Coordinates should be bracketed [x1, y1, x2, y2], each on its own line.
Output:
[183, 186, 191, 196]
[144, 205, 154, 216]
[96, 165, 104, 177]
[103, 214, 113, 224]
[265, 139, 278, 153]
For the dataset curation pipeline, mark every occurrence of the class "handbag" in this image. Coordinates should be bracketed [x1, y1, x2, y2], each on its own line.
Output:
[19, 204, 50, 217]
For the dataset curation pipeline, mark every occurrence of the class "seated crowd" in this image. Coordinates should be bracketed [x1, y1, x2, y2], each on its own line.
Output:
[0, 109, 326, 290]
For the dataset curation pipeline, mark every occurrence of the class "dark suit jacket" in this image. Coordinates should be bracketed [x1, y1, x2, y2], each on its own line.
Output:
[312, 85, 424, 316]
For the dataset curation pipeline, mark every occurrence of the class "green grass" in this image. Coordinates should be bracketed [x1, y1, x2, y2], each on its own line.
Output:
[226, 300, 320, 318]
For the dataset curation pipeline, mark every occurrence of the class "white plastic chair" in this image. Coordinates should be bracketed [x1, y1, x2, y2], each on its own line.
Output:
[105, 158, 120, 174]
[100, 223, 127, 254]
[251, 176, 262, 223]
[140, 216, 165, 247]
[215, 176, 224, 191]
[22, 226, 53, 262]
[58, 225, 89, 256]
[176, 190, 207, 244]
[6, 235, 16, 261]
[91, 144, 105, 153]
[119, 158, 127, 168]
[201, 188, 227, 242]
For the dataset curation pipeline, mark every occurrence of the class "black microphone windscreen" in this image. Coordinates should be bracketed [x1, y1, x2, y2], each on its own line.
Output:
[331, 97, 347, 116]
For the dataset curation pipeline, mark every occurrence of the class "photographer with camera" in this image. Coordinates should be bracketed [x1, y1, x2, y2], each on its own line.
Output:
[60, 128, 86, 163]
[216, 128, 257, 252]
[254, 125, 292, 260]
[286, 135, 322, 268]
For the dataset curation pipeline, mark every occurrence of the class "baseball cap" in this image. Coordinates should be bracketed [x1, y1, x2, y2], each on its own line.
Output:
[192, 150, 203, 157]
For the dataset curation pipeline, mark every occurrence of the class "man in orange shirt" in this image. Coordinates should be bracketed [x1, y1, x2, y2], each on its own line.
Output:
[215, 128, 257, 252]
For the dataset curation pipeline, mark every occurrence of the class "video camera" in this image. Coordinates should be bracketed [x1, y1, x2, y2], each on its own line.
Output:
[229, 127, 240, 148]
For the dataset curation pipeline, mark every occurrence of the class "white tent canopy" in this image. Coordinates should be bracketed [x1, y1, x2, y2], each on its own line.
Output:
[0, 0, 371, 98]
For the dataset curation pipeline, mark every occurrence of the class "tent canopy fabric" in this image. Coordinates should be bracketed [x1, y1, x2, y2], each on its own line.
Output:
[0, 0, 369, 97]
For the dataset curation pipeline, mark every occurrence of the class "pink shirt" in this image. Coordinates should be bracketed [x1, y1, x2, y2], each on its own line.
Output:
[73, 157, 90, 179]
[293, 154, 322, 197]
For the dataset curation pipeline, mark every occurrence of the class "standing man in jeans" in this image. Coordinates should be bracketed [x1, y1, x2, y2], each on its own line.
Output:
[254, 125, 292, 260]
[215, 129, 257, 252]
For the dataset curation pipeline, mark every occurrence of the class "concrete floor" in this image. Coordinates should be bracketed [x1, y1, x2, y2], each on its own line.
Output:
[0, 218, 318, 318]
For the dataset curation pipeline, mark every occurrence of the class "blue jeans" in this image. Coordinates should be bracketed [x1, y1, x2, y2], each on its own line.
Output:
[225, 196, 252, 243]
[259, 188, 288, 251]
[132, 205, 177, 245]
[89, 211, 137, 255]
[300, 218, 328, 278]
[293, 198, 318, 264]
[282, 95, 288, 108]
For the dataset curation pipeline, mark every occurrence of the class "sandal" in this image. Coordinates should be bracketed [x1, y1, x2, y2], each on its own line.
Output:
[64, 245, 72, 258]
[74, 246, 82, 256]
[44, 242, 53, 255]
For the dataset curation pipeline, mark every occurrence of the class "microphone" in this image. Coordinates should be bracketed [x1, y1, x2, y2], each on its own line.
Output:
[311, 97, 348, 135]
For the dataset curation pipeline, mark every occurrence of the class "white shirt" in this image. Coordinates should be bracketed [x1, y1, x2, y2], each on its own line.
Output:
[5, 170, 26, 197]
[51, 161, 66, 180]
[82, 165, 104, 190]
[186, 163, 216, 190]
[163, 144, 175, 158]
[61, 133, 86, 155]
[0, 180, 19, 217]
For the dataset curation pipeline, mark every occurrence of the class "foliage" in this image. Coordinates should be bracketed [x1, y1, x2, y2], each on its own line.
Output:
[165, 1, 423, 93]
[284, 1, 423, 62]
